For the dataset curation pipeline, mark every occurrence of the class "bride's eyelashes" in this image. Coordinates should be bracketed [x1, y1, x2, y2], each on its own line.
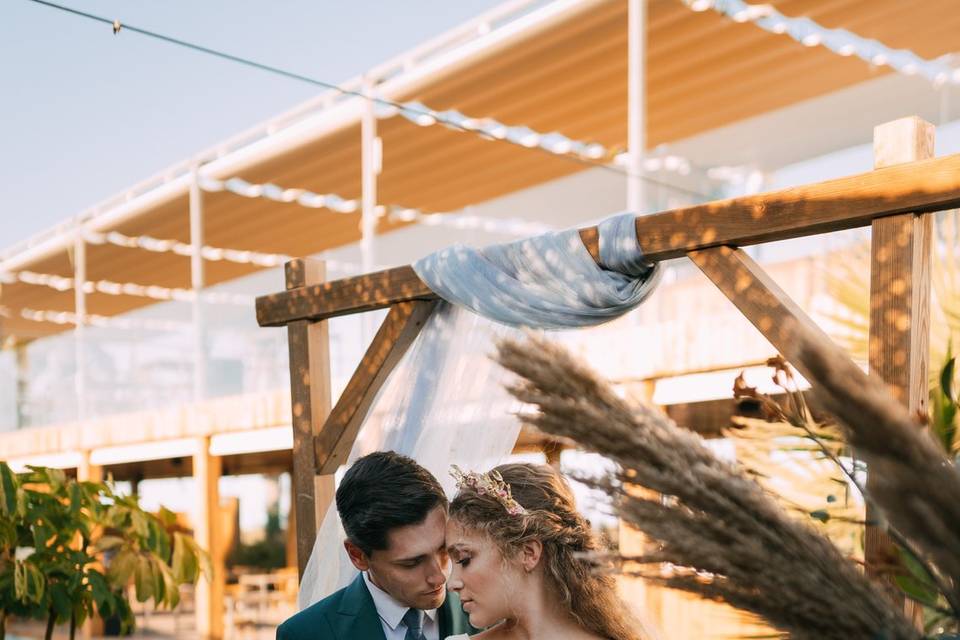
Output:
[454, 556, 472, 567]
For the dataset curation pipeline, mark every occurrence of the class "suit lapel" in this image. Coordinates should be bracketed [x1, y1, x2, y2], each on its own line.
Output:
[439, 597, 452, 638]
[333, 574, 387, 640]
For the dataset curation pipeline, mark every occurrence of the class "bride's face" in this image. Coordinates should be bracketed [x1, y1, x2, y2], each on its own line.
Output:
[446, 519, 523, 628]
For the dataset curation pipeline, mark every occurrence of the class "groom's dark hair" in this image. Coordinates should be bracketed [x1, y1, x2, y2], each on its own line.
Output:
[337, 450, 447, 555]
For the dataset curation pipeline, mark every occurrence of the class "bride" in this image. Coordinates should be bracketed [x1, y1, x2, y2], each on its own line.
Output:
[445, 463, 645, 640]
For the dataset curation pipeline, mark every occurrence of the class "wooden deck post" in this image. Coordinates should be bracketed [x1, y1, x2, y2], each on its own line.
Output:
[865, 118, 934, 587]
[285, 259, 334, 579]
[78, 451, 105, 640]
[76, 450, 102, 483]
[193, 435, 224, 639]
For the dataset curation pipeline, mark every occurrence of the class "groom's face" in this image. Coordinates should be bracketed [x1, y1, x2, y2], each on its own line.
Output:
[347, 504, 451, 610]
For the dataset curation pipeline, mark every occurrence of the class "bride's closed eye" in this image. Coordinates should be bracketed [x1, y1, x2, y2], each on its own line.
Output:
[455, 556, 471, 567]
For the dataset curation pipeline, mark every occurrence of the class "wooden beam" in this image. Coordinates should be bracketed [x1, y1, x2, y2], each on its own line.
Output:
[259, 265, 436, 327]
[314, 299, 438, 474]
[285, 259, 334, 580]
[257, 152, 960, 327]
[865, 117, 934, 590]
[193, 436, 224, 640]
[688, 245, 836, 385]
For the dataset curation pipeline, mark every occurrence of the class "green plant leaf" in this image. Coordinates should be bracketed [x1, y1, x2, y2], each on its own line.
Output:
[0, 463, 18, 516]
[86, 569, 112, 611]
[894, 574, 939, 608]
[150, 556, 165, 605]
[107, 549, 137, 586]
[171, 533, 198, 584]
[68, 482, 83, 517]
[49, 582, 72, 623]
[941, 356, 956, 402]
[134, 554, 153, 602]
[156, 506, 177, 529]
[130, 509, 149, 540]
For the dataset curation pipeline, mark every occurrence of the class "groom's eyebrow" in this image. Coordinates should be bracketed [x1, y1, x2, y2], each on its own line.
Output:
[396, 542, 446, 564]
[395, 554, 425, 564]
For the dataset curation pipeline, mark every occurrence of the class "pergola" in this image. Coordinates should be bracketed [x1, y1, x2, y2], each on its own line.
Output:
[5, 0, 959, 345]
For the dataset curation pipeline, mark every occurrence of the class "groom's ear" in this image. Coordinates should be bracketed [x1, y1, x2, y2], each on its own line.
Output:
[344, 539, 371, 571]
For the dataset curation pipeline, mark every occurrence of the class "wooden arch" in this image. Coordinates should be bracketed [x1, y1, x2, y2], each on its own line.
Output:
[257, 116, 951, 583]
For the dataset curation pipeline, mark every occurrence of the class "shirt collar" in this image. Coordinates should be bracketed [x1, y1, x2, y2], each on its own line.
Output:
[362, 572, 438, 629]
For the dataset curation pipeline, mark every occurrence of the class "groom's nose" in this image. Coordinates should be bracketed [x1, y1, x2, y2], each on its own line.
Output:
[425, 553, 447, 587]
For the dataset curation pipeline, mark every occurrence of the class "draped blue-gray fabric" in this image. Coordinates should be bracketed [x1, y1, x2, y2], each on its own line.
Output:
[412, 212, 660, 329]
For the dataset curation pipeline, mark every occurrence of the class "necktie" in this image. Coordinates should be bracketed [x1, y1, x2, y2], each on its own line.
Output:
[402, 607, 426, 640]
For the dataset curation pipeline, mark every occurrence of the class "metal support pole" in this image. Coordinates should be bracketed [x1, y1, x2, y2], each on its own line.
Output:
[74, 231, 87, 420]
[14, 344, 28, 428]
[361, 78, 382, 340]
[627, 0, 646, 215]
[190, 164, 207, 402]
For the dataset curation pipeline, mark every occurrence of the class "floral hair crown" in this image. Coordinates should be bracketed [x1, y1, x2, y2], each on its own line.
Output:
[450, 465, 527, 516]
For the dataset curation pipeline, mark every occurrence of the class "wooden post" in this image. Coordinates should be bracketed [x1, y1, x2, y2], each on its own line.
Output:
[15, 343, 28, 429]
[193, 436, 224, 639]
[866, 118, 934, 591]
[73, 231, 87, 420]
[315, 300, 437, 474]
[190, 164, 207, 402]
[78, 451, 104, 640]
[285, 259, 334, 579]
[76, 451, 102, 483]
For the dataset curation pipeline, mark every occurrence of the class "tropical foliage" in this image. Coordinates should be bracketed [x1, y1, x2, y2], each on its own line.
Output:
[0, 464, 210, 639]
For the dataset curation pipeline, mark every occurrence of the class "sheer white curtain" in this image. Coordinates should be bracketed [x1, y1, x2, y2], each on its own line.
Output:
[298, 302, 524, 609]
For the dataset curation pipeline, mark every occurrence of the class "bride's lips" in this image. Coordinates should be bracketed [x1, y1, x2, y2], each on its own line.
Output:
[461, 598, 474, 611]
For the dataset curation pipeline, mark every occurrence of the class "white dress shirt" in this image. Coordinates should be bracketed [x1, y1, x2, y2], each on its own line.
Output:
[363, 571, 440, 640]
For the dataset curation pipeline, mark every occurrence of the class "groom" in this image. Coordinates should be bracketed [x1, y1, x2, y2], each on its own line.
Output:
[277, 451, 474, 639]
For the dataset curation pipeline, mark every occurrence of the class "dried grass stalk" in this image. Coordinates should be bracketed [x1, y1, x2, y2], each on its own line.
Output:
[794, 329, 960, 608]
[496, 335, 918, 640]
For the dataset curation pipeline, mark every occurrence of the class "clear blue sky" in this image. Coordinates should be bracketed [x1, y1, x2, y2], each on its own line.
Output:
[1, 0, 502, 246]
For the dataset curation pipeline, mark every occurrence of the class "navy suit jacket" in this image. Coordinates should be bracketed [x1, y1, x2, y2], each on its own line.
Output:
[276, 573, 474, 640]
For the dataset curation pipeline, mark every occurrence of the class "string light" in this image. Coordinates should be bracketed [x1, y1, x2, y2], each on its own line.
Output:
[0, 305, 190, 331]
[83, 228, 291, 268]
[83, 227, 374, 274]
[22, 0, 726, 217]
[689, 0, 959, 87]
[199, 177, 359, 213]
[0, 269, 253, 305]
[390, 101, 708, 177]
[199, 175, 557, 235]
[385, 206, 555, 236]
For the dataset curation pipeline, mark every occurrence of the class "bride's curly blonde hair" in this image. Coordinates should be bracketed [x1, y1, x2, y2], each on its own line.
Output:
[450, 463, 644, 640]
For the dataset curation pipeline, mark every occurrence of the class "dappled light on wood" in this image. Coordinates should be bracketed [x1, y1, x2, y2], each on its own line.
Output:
[314, 300, 437, 474]
[257, 265, 437, 326]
